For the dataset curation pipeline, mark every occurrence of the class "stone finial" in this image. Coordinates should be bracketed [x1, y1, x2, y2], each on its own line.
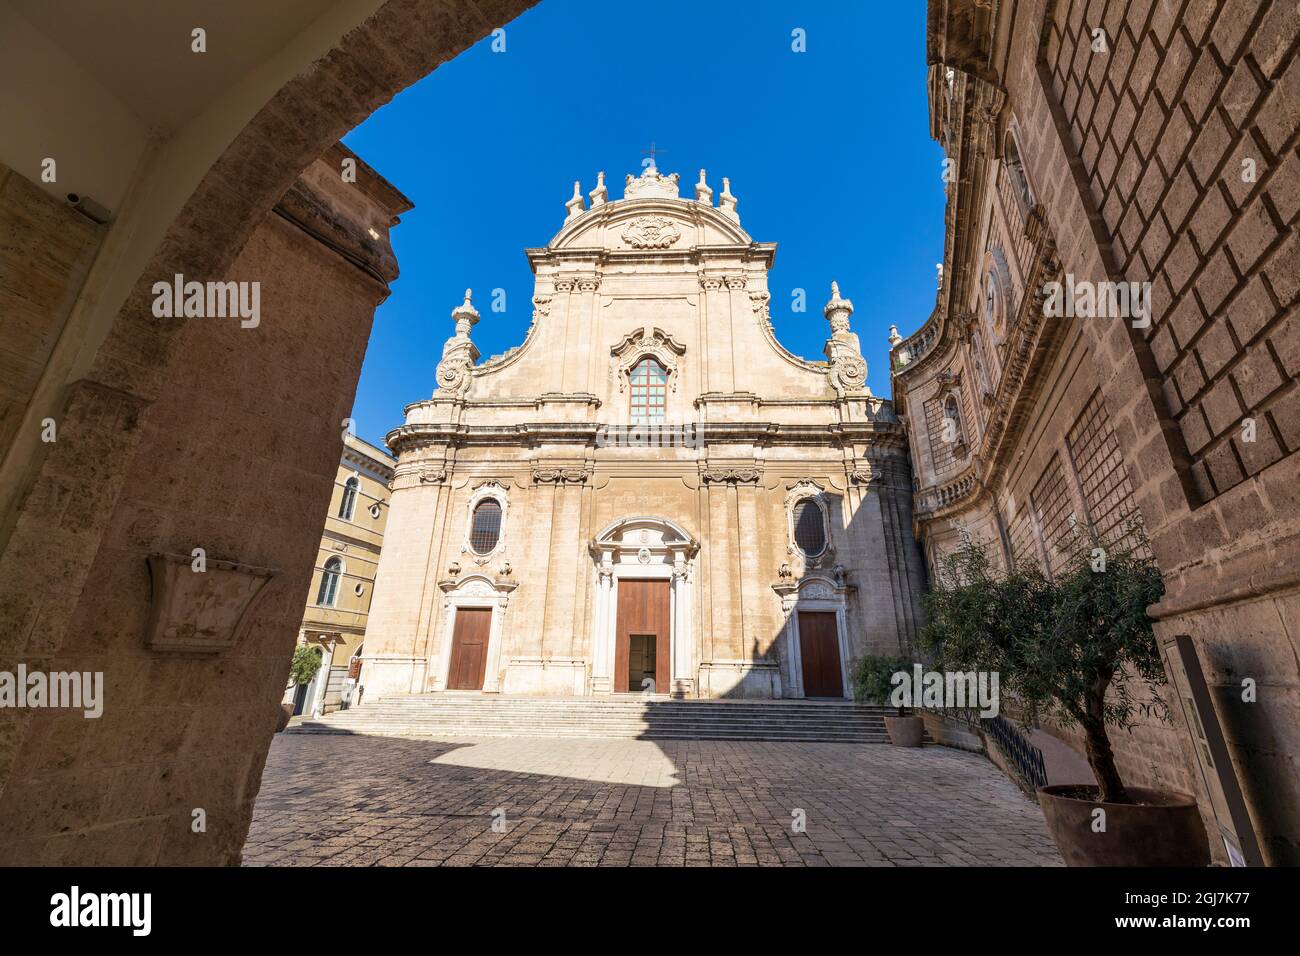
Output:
[887, 324, 903, 348]
[822, 281, 868, 395]
[718, 176, 739, 222]
[695, 168, 713, 205]
[565, 180, 585, 222]
[589, 171, 608, 207]
[452, 288, 479, 333]
[936, 262, 944, 286]
[436, 289, 480, 395]
[823, 280, 854, 331]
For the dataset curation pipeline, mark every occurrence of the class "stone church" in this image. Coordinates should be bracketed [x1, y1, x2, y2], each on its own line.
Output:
[361, 160, 927, 701]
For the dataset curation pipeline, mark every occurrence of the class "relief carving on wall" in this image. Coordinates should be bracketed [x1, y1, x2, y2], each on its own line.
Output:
[702, 468, 760, 484]
[532, 467, 589, 484]
[144, 553, 279, 655]
[827, 350, 868, 391]
[621, 216, 682, 249]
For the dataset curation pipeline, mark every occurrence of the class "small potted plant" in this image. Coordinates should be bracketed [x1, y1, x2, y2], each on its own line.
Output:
[853, 653, 923, 746]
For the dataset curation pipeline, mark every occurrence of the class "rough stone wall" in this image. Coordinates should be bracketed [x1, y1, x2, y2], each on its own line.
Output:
[0, 155, 407, 864]
[0, 164, 103, 462]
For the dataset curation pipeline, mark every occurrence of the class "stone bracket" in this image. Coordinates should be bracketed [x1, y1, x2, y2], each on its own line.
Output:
[144, 552, 280, 654]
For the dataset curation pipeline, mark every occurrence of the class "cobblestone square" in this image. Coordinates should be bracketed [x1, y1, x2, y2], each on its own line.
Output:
[244, 734, 1062, 866]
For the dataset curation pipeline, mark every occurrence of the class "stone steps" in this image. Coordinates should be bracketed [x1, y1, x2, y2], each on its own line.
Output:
[288, 694, 893, 742]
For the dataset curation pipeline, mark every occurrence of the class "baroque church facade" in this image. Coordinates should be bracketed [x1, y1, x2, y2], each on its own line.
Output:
[361, 161, 927, 701]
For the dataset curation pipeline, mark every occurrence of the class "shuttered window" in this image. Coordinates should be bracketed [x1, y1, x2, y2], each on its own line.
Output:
[469, 499, 502, 554]
[793, 498, 826, 556]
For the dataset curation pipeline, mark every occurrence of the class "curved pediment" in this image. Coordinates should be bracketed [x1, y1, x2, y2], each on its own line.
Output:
[548, 197, 752, 252]
[594, 515, 697, 550]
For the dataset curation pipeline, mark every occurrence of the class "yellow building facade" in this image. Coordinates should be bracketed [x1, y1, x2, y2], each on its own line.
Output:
[288, 432, 396, 716]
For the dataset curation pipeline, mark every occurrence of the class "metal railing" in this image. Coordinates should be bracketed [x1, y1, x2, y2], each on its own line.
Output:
[982, 714, 1048, 790]
[936, 706, 1049, 791]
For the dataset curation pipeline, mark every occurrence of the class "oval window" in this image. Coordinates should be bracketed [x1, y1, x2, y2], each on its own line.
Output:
[792, 498, 826, 557]
[469, 499, 502, 554]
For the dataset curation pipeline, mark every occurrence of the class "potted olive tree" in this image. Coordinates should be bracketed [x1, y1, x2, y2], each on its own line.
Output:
[853, 653, 923, 746]
[921, 531, 1209, 866]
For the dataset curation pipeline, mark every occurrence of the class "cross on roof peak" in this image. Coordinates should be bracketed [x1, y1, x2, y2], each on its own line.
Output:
[641, 141, 668, 169]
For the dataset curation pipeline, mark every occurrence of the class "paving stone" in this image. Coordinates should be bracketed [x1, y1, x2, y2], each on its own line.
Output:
[244, 734, 1063, 867]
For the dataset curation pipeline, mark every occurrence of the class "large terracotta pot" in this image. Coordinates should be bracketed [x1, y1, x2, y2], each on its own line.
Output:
[275, 702, 294, 733]
[1038, 785, 1210, 866]
[884, 715, 924, 747]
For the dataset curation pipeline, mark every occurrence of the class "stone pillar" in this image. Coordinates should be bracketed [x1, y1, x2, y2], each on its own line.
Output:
[698, 275, 733, 393]
[359, 464, 447, 700]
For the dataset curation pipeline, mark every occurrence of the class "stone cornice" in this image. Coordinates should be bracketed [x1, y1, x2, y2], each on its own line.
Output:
[384, 418, 908, 457]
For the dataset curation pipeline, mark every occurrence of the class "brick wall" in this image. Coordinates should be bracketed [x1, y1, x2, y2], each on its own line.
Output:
[1042, 0, 1300, 502]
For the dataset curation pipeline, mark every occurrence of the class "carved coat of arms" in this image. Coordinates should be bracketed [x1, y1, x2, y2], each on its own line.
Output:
[621, 216, 682, 249]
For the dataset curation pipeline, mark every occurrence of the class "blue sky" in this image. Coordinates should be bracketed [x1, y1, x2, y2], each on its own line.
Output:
[343, 0, 945, 448]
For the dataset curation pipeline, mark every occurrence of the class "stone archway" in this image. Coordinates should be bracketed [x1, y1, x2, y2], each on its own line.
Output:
[0, 0, 538, 866]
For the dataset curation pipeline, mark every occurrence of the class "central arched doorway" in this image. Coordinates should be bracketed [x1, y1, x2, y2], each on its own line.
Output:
[590, 516, 699, 697]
